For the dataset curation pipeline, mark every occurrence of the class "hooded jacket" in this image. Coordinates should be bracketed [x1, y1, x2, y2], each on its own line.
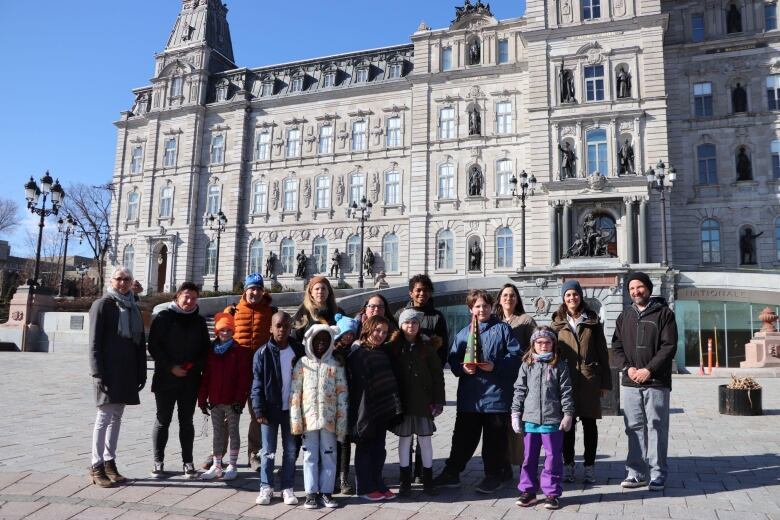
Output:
[224, 292, 276, 351]
[512, 357, 575, 426]
[289, 324, 349, 441]
[448, 316, 522, 413]
[611, 297, 678, 390]
[251, 337, 304, 423]
[198, 340, 254, 408]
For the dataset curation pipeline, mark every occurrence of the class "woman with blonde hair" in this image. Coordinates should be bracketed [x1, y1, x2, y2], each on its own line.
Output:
[291, 276, 344, 343]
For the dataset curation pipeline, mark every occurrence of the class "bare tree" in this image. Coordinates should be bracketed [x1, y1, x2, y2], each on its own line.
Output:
[22, 227, 64, 291]
[0, 198, 20, 234]
[61, 183, 112, 292]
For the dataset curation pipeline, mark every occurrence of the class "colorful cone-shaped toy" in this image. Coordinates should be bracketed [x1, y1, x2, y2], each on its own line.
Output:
[463, 316, 489, 369]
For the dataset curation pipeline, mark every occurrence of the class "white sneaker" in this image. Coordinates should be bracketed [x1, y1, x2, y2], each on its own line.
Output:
[222, 464, 238, 481]
[200, 464, 223, 481]
[583, 465, 596, 484]
[563, 463, 575, 483]
[255, 486, 273, 505]
[282, 488, 299, 505]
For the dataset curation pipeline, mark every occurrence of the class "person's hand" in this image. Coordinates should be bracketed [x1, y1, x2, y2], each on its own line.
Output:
[559, 415, 573, 432]
[256, 415, 268, 425]
[511, 412, 523, 434]
[131, 280, 143, 294]
[627, 367, 637, 380]
[479, 361, 495, 372]
[231, 403, 243, 415]
[171, 365, 188, 377]
[429, 404, 443, 418]
[95, 378, 108, 394]
[463, 364, 477, 375]
[633, 368, 651, 384]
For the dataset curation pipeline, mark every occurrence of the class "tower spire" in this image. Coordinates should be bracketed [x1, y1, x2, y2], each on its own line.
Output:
[165, 0, 235, 66]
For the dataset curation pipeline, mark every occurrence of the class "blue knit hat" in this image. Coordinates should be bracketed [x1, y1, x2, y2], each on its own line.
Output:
[561, 279, 583, 300]
[244, 272, 264, 290]
[334, 313, 359, 341]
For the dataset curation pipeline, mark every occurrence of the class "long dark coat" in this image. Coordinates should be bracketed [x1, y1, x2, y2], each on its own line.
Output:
[385, 333, 445, 419]
[88, 295, 147, 406]
[550, 310, 612, 419]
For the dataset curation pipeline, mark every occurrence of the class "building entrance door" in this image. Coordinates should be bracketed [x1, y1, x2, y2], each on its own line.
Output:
[157, 244, 168, 293]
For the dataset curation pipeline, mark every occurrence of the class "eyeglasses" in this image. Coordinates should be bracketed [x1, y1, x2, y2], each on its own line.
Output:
[366, 303, 385, 310]
[113, 277, 132, 282]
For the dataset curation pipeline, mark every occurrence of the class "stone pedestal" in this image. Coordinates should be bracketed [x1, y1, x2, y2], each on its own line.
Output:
[0, 285, 56, 352]
[740, 332, 780, 368]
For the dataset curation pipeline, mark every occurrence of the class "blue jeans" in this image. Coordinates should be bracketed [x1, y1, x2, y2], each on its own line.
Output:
[259, 411, 297, 490]
[302, 429, 338, 494]
[622, 386, 670, 483]
[354, 431, 388, 495]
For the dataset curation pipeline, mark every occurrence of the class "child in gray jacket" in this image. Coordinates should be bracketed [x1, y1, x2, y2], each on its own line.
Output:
[511, 326, 574, 510]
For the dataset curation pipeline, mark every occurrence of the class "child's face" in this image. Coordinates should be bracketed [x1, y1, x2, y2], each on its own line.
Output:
[471, 297, 492, 322]
[337, 331, 355, 347]
[368, 323, 389, 347]
[401, 320, 420, 338]
[217, 328, 233, 342]
[270, 315, 291, 344]
[534, 337, 554, 354]
[312, 331, 331, 358]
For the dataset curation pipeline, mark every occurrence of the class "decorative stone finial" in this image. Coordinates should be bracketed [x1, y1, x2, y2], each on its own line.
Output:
[417, 20, 430, 32]
[759, 307, 778, 333]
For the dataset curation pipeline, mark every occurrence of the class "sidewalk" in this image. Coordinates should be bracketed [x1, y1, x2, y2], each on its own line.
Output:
[1, 352, 778, 519]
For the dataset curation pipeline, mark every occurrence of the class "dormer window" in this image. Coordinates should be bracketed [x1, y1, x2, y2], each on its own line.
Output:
[291, 76, 304, 92]
[388, 63, 402, 79]
[323, 71, 336, 87]
[355, 68, 369, 83]
[170, 76, 183, 98]
[261, 81, 274, 97]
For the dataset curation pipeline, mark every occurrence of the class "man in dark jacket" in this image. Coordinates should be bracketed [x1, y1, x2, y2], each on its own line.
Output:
[611, 271, 677, 492]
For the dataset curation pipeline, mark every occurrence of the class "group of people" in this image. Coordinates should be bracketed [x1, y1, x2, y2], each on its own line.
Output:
[88, 267, 677, 511]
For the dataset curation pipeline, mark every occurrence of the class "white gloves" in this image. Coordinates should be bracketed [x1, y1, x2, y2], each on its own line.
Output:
[511, 412, 523, 434]
[559, 415, 573, 432]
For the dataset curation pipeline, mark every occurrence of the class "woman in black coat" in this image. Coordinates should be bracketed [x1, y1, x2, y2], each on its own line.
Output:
[147, 282, 210, 479]
[88, 267, 146, 487]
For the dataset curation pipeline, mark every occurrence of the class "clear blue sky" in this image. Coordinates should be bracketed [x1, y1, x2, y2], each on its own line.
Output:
[0, 0, 526, 254]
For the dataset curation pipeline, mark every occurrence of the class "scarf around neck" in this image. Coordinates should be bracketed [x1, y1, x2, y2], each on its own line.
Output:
[167, 301, 198, 315]
[107, 288, 143, 345]
[213, 338, 233, 355]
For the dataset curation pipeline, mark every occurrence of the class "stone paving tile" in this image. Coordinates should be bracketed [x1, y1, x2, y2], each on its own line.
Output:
[0, 501, 46, 519]
[70, 506, 125, 520]
[23, 503, 88, 520]
[114, 511, 166, 520]
[715, 511, 770, 520]
[362, 507, 417, 520]
[37, 475, 92, 497]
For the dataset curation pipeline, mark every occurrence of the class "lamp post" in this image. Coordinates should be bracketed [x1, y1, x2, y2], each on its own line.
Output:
[56, 214, 78, 297]
[207, 210, 228, 292]
[347, 196, 372, 289]
[24, 172, 65, 291]
[509, 169, 537, 270]
[76, 262, 88, 297]
[645, 160, 676, 267]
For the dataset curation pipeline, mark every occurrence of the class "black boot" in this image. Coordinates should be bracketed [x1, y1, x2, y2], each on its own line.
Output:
[338, 441, 355, 495]
[422, 467, 438, 496]
[399, 466, 412, 497]
[413, 441, 423, 484]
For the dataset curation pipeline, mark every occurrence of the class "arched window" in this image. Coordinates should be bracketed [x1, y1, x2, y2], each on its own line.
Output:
[280, 238, 295, 274]
[349, 172, 365, 206]
[206, 185, 221, 215]
[126, 192, 139, 221]
[775, 217, 780, 261]
[346, 235, 361, 273]
[701, 219, 721, 264]
[436, 229, 454, 269]
[496, 227, 514, 268]
[382, 233, 399, 272]
[586, 129, 608, 175]
[249, 240, 264, 275]
[122, 245, 135, 271]
[205, 240, 217, 275]
[697, 144, 718, 185]
[159, 186, 173, 218]
[496, 159, 512, 195]
[252, 182, 267, 214]
[312, 236, 328, 273]
[438, 163, 455, 199]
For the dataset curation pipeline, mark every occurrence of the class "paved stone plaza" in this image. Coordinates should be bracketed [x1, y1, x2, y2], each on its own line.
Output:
[0, 351, 778, 520]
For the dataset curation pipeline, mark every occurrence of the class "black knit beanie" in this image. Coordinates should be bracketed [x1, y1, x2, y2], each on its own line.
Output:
[625, 271, 653, 294]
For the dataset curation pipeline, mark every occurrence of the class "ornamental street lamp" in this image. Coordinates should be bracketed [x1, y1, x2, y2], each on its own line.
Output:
[207, 210, 228, 292]
[24, 172, 65, 291]
[347, 196, 372, 289]
[645, 160, 676, 267]
[76, 262, 89, 297]
[57, 214, 78, 297]
[509, 169, 537, 270]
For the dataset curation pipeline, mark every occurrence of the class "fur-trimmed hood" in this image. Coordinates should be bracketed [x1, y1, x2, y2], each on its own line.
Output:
[303, 323, 339, 361]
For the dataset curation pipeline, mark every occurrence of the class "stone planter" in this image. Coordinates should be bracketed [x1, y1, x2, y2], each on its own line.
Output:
[718, 384, 762, 416]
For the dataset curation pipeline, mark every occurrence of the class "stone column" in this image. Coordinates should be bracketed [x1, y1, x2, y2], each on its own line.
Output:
[624, 197, 635, 264]
[562, 201, 571, 255]
[638, 196, 648, 263]
[549, 201, 560, 266]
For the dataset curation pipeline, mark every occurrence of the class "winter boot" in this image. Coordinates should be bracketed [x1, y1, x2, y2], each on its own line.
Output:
[413, 441, 423, 484]
[103, 459, 126, 483]
[399, 466, 412, 497]
[422, 467, 438, 496]
[89, 463, 114, 488]
[337, 441, 355, 495]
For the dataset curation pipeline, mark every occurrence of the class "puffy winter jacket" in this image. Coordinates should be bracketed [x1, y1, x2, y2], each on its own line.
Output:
[512, 358, 575, 426]
[224, 293, 276, 351]
[198, 341, 254, 409]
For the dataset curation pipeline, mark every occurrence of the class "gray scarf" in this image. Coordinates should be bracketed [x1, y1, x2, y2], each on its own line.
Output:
[107, 288, 144, 345]
[167, 301, 199, 315]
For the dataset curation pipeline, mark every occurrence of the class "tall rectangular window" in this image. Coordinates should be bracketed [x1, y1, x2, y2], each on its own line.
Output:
[126, 193, 139, 221]
[384, 170, 400, 205]
[205, 240, 217, 276]
[351, 121, 367, 151]
[692, 14, 706, 42]
[586, 129, 608, 176]
[440, 108, 455, 139]
[130, 146, 144, 174]
[497, 39, 509, 64]
[170, 76, 183, 97]
[210, 134, 224, 164]
[163, 138, 177, 168]
[583, 0, 601, 20]
[767, 75, 780, 110]
[159, 187, 173, 218]
[286, 129, 301, 157]
[496, 101, 512, 134]
[253, 182, 267, 214]
[349, 174, 365, 206]
[766, 3, 778, 30]
[386, 117, 401, 147]
[206, 185, 221, 215]
[283, 178, 297, 211]
[694, 82, 714, 116]
[319, 125, 333, 155]
[315, 176, 330, 209]
[255, 131, 270, 160]
[382, 234, 399, 272]
[584, 65, 605, 102]
[442, 47, 453, 71]
[312, 238, 328, 273]
[438, 164, 455, 199]
[496, 159, 512, 195]
[697, 144, 718, 184]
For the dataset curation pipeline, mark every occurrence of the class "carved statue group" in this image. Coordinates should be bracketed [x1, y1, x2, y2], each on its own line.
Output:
[454, 0, 493, 21]
[564, 213, 615, 258]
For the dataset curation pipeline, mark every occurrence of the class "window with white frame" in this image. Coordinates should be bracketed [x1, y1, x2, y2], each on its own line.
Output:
[349, 172, 365, 205]
[122, 245, 135, 270]
[130, 146, 144, 174]
[206, 185, 221, 215]
[216, 82, 228, 101]
[261, 81, 273, 97]
[438, 163, 455, 199]
[355, 68, 368, 83]
[205, 240, 217, 275]
[496, 101, 512, 134]
[498, 39, 509, 64]
[323, 72, 336, 87]
[442, 47, 453, 71]
[496, 227, 514, 268]
[319, 125, 333, 155]
[586, 128, 608, 176]
[346, 235, 361, 272]
[384, 170, 400, 205]
[694, 82, 714, 116]
[436, 229, 454, 269]
[312, 236, 328, 273]
[386, 116, 401, 147]
[697, 144, 718, 184]
[701, 219, 721, 264]
[159, 186, 173, 218]
[352, 121, 367, 151]
[766, 3, 778, 30]
[170, 76, 183, 97]
[163, 138, 177, 168]
[772, 140, 780, 179]
[126, 192, 139, 221]
[283, 178, 297, 212]
[252, 182, 267, 214]
[496, 159, 512, 195]
[388, 63, 402, 79]
[767, 75, 780, 110]
[382, 233, 399, 272]
[583, 0, 601, 20]
[249, 240, 263, 275]
[315, 175, 330, 209]
[287, 128, 301, 157]
[255, 131, 270, 160]
[280, 238, 295, 274]
[584, 65, 605, 102]
[440, 107, 455, 139]
[290, 76, 303, 92]
[210, 134, 224, 164]
[692, 13, 706, 42]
